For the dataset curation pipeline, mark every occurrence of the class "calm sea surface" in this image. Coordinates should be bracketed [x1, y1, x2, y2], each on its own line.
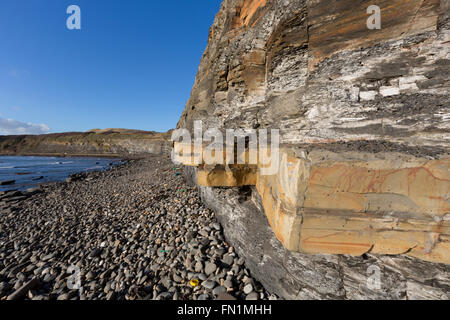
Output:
[0, 156, 121, 191]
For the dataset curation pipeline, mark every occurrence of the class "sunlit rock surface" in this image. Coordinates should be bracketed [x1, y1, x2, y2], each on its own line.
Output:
[175, 0, 450, 299]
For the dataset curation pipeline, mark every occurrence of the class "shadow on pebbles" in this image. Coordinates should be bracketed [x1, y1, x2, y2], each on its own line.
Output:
[0, 155, 277, 301]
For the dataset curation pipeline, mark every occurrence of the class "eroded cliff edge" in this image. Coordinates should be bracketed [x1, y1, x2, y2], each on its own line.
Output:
[175, 0, 450, 299]
[0, 129, 172, 157]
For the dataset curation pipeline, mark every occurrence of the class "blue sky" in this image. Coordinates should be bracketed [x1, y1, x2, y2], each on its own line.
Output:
[0, 0, 222, 134]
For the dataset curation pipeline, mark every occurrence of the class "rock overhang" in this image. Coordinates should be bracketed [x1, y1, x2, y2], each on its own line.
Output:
[172, 141, 450, 264]
[173, 0, 450, 299]
[174, 0, 450, 264]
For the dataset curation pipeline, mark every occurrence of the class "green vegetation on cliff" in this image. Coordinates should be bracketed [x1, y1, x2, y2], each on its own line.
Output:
[0, 129, 172, 156]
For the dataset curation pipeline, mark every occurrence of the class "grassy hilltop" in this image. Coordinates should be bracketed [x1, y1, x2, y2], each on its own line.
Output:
[0, 129, 172, 157]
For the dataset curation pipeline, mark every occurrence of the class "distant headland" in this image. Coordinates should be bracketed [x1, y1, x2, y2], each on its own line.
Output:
[0, 129, 173, 157]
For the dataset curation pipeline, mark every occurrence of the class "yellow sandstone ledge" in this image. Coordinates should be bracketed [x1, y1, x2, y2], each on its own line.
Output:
[173, 142, 450, 264]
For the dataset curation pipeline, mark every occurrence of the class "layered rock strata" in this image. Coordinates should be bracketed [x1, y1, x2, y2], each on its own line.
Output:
[178, 0, 449, 149]
[196, 177, 450, 300]
[174, 0, 450, 299]
[174, 142, 450, 264]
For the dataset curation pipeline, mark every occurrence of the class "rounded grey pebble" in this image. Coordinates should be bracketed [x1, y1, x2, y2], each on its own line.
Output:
[243, 284, 253, 295]
[156, 292, 172, 300]
[246, 292, 259, 300]
[0, 157, 273, 302]
[172, 274, 182, 283]
[222, 254, 234, 266]
[202, 280, 217, 290]
[212, 286, 227, 296]
[205, 262, 217, 275]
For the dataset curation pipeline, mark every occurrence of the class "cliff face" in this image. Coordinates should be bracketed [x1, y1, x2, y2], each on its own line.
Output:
[0, 129, 172, 156]
[179, 0, 449, 148]
[176, 0, 450, 299]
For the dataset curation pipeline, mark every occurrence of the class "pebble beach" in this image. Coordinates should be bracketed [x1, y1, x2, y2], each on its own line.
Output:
[0, 155, 274, 301]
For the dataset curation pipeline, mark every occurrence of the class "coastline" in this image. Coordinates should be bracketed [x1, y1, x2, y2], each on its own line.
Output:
[0, 154, 130, 192]
[0, 155, 273, 301]
[0, 152, 141, 160]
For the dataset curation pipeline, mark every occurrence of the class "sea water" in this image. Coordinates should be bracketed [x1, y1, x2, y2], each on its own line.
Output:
[0, 156, 121, 191]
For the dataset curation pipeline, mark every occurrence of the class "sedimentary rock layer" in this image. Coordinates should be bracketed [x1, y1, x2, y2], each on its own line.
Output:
[174, 0, 450, 299]
[196, 179, 450, 300]
[174, 143, 450, 264]
[177, 0, 449, 149]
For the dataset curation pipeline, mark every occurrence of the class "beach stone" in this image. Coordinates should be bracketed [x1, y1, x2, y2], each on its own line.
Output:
[231, 265, 240, 274]
[199, 230, 209, 237]
[156, 292, 172, 300]
[26, 187, 41, 194]
[43, 273, 57, 283]
[222, 254, 234, 266]
[150, 264, 159, 272]
[41, 253, 55, 261]
[243, 284, 253, 295]
[86, 271, 96, 280]
[89, 248, 102, 258]
[217, 293, 237, 301]
[57, 292, 74, 300]
[202, 280, 217, 290]
[0, 180, 15, 186]
[0, 156, 273, 302]
[194, 261, 203, 273]
[246, 292, 259, 300]
[212, 286, 227, 296]
[214, 248, 226, 256]
[205, 262, 217, 275]
[161, 277, 172, 288]
[0, 282, 5, 295]
[172, 274, 182, 283]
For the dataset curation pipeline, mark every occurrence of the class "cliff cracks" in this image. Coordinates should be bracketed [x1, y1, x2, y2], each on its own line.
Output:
[175, 0, 450, 299]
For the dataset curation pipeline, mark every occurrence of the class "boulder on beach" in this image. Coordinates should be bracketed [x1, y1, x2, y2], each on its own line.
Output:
[0, 180, 15, 186]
